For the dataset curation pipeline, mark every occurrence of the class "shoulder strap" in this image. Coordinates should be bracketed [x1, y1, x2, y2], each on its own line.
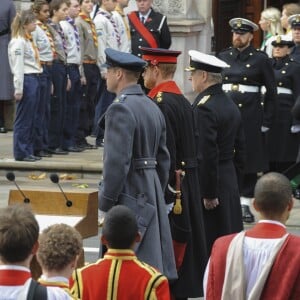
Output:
[128, 12, 158, 48]
[27, 279, 48, 300]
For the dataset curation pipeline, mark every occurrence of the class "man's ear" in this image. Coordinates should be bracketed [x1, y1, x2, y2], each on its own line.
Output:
[101, 235, 108, 246]
[287, 197, 294, 212]
[252, 198, 259, 212]
[135, 232, 141, 243]
[32, 241, 39, 255]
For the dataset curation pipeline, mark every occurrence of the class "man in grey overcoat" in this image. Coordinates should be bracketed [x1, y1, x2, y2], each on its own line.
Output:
[0, 0, 15, 133]
[98, 48, 177, 281]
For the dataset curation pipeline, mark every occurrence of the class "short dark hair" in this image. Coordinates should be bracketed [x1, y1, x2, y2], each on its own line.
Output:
[102, 205, 138, 249]
[49, 0, 69, 15]
[254, 172, 292, 217]
[0, 205, 39, 263]
[37, 224, 82, 272]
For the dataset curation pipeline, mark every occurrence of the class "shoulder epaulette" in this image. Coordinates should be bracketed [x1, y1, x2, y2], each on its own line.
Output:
[255, 48, 268, 57]
[156, 92, 163, 103]
[114, 94, 127, 103]
[197, 95, 211, 106]
[219, 46, 233, 53]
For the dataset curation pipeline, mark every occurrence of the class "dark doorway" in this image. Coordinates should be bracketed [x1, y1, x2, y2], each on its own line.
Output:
[212, 0, 299, 53]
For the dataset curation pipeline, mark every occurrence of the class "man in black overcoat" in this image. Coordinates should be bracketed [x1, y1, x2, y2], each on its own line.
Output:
[187, 50, 246, 254]
[142, 47, 208, 299]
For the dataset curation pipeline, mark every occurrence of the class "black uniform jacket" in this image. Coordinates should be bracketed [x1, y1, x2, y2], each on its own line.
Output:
[149, 81, 208, 297]
[268, 56, 300, 162]
[129, 9, 171, 57]
[290, 45, 300, 63]
[218, 45, 277, 172]
[192, 83, 245, 254]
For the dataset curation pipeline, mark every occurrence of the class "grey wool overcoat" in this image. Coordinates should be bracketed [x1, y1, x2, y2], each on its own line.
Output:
[99, 84, 177, 281]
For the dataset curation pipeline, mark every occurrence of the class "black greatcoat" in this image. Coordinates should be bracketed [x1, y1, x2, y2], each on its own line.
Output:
[290, 45, 300, 63]
[128, 9, 171, 58]
[149, 81, 208, 298]
[193, 84, 245, 254]
[218, 45, 277, 173]
[268, 56, 300, 163]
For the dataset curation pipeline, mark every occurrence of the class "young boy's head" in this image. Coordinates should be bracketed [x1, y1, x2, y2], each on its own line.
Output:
[101, 205, 139, 249]
[0, 205, 39, 264]
[37, 224, 82, 274]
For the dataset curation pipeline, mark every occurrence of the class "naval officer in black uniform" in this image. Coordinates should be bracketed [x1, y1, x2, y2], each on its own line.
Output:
[268, 35, 300, 172]
[289, 14, 300, 62]
[218, 18, 277, 223]
[188, 50, 246, 254]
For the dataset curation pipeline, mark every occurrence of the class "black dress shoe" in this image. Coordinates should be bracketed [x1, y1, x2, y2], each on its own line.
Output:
[64, 146, 84, 152]
[0, 127, 7, 133]
[83, 142, 98, 149]
[36, 150, 52, 157]
[96, 139, 104, 147]
[16, 156, 36, 162]
[241, 205, 255, 223]
[29, 155, 41, 160]
[48, 148, 69, 155]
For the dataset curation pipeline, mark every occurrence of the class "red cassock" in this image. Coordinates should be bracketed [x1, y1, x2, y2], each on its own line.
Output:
[206, 222, 300, 300]
[70, 249, 170, 300]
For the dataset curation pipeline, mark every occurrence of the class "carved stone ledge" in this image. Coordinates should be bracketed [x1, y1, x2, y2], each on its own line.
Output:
[168, 18, 205, 34]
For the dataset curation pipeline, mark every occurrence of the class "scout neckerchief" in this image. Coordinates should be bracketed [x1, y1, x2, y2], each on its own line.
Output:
[36, 19, 56, 57]
[25, 32, 41, 68]
[115, 4, 130, 39]
[66, 16, 80, 51]
[79, 12, 98, 47]
[48, 19, 67, 56]
[128, 11, 158, 48]
[97, 9, 121, 47]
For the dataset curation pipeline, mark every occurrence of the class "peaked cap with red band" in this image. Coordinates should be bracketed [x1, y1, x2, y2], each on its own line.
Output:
[141, 47, 182, 65]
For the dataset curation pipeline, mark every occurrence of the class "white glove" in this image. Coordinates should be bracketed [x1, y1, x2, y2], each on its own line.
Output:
[166, 202, 174, 214]
[261, 126, 270, 133]
[291, 125, 300, 133]
[98, 209, 106, 226]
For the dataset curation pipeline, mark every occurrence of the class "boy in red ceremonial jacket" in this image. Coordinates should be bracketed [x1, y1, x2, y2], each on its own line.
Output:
[70, 205, 170, 300]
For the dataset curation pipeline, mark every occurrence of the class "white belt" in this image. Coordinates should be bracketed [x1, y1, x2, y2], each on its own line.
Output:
[222, 84, 259, 93]
[277, 87, 292, 95]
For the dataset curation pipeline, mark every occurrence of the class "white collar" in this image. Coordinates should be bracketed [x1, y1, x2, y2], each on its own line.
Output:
[258, 219, 286, 228]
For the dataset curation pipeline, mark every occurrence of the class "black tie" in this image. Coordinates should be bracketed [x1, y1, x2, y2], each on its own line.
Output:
[141, 16, 145, 24]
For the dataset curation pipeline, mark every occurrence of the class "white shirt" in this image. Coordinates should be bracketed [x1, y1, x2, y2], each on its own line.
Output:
[60, 19, 81, 65]
[0, 265, 71, 300]
[94, 8, 119, 75]
[8, 37, 42, 94]
[243, 220, 286, 298]
[112, 10, 131, 53]
[32, 24, 54, 62]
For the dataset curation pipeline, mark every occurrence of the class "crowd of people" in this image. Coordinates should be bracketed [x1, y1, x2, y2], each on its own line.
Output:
[1, 0, 300, 299]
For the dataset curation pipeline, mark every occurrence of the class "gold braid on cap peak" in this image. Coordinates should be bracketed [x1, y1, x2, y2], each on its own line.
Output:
[276, 35, 281, 43]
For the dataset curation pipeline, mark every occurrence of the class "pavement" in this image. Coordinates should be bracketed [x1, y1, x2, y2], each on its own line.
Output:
[1, 130, 300, 229]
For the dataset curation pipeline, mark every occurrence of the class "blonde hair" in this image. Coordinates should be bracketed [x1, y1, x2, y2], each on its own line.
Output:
[282, 3, 300, 17]
[11, 9, 36, 38]
[261, 7, 283, 36]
